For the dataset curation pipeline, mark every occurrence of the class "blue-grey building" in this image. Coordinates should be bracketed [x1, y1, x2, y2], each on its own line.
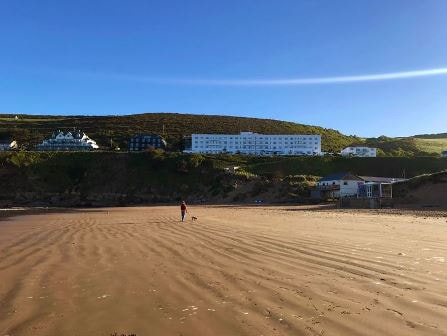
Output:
[128, 134, 167, 151]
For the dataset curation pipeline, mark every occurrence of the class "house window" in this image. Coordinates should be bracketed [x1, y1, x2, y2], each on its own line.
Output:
[343, 182, 348, 185]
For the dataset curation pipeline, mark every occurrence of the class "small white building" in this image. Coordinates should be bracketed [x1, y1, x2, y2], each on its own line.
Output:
[442, 150, 447, 158]
[36, 130, 99, 151]
[0, 139, 18, 151]
[341, 146, 377, 157]
[187, 132, 321, 156]
[313, 173, 364, 198]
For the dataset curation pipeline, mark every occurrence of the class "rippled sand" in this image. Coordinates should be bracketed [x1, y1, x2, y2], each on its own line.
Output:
[1, 206, 446, 336]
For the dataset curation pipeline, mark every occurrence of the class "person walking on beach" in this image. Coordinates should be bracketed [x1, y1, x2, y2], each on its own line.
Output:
[180, 201, 188, 222]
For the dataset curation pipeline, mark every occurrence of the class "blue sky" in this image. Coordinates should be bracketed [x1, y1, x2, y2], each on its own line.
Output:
[1, 0, 446, 137]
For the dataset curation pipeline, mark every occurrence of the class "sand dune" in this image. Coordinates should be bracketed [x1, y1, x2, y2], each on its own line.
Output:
[1, 206, 446, 336]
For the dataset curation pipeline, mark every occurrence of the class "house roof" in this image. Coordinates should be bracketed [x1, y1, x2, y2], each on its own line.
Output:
[130, 134, 165, 139]
[51, 130, 88, 140]
[318, 172, 363, 182]
[359, 176, 407, 183]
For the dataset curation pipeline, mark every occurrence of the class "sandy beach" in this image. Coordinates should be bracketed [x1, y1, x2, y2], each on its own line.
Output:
[1, 206, 446, 336]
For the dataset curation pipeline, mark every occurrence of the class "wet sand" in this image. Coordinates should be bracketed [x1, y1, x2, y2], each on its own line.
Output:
[1, 206, 446, 336]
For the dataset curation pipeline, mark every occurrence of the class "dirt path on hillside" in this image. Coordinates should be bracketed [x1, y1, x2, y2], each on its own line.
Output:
[1, 206, 446, 336]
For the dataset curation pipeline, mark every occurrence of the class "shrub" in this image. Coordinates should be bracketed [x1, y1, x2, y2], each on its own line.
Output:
[188, 154, 205, 168]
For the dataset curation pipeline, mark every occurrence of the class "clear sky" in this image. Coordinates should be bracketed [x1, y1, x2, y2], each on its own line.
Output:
[1, 0, 446, 137]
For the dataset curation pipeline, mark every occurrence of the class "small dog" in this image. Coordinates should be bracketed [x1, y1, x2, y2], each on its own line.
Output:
[191, 216, 198, 221]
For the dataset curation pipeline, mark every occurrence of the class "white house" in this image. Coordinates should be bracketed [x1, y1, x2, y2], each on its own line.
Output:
[36, 130, 99, 151]
[341, 146, 377, 157]
[0, 139, 18, 151]
[442, 150, 447, 158]
[313, 173, 364, 198]
[187, 132, 321, 156]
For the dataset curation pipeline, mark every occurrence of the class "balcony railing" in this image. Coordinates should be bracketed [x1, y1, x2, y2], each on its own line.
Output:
[313, 185, 340, 191]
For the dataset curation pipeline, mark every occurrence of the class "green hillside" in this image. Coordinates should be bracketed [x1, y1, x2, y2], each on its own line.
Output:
[244, 156, 447, 178]
[0, 113, 357, 153]
[1, 113, 446, 156]
[413, 132, 447, 139]
[412, 137, 447, 154]
[392, 170, 447, 208]
[351, 136, 445, 157]
[1, 151, 446, 207]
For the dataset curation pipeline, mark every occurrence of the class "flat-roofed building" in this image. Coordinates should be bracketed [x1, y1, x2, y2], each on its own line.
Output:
[186, 132, 321, 156]
[128, 134, 167, 151]
[341, 146, 377, 157]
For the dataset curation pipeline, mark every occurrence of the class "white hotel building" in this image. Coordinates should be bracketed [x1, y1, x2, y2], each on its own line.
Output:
[188, 132, 321, 156]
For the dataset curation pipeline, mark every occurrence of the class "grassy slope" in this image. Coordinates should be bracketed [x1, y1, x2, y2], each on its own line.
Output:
[0, 113, 357, 153]
[412, 138, 447, 154]
[0, 151, 231, 205]
[0, 151, 322, 205]
[413, 132, 447, 139]
[393, 170, 447, 207]
[244, 156, 447, 178]
[1, 152, 446, 206]
[347, 133, 445, 157]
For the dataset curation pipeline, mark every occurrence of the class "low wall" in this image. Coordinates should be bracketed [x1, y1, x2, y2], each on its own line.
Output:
[339, 197, 394, 209]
